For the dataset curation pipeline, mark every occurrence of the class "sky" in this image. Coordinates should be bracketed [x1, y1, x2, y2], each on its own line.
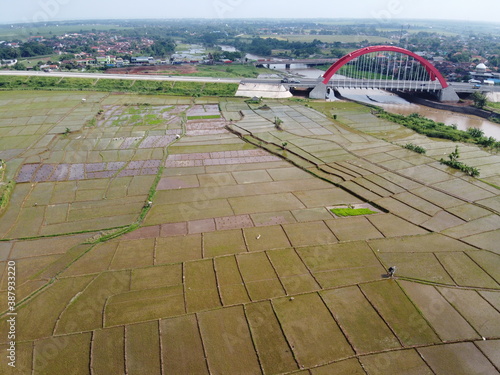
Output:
[2, 0, 500, 25]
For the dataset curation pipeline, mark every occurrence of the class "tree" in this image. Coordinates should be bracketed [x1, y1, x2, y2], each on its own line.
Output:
[13, 62, 26, 70]
[448, 146, 460, 162]
[147, 38, 176, 57]
[221, 51, 242, 61]
[471, 91, 487, 109]
[20, 42, 53, 57]
[467, 127, 484, 138]
[209, 51, 222, 62]
[201, 33, 217, 47]
[59, 53, 75, 61]
[330, 48, 344, 58]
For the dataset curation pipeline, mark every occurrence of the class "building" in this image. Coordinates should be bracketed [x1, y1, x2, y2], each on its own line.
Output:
[29, 36, 44, 42]
[75, 58, 95, 66]
[469, 63, 500, 84]
[0, 59, 17, 66]
[131, 56, 155, 65]
[40, 64, 60, 72]
[96, 56, 113, 65]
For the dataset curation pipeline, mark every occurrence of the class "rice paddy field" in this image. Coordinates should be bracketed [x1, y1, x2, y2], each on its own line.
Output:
[0, 90, 499, 374]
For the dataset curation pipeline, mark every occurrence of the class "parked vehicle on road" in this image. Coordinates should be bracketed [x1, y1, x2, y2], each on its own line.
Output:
[281, 77, 301, 84]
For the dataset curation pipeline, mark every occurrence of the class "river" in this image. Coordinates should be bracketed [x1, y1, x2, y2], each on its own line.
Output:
[232, 48, 500, 140]
[381, 103, 500, 140]
[265, 63, 325, 79]
[244, 52, 326, 79]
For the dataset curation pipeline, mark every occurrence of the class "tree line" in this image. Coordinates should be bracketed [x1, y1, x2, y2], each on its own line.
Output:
[233, 38, 322, 57]
[0, 42, 53, 60]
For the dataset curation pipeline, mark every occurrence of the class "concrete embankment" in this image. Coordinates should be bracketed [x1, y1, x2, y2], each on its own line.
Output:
[235, 83, 293, 98]
[486, 92, 500, 103]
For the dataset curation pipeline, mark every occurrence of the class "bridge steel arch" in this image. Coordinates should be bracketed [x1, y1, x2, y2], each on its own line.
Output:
[322, 45, 448, 88]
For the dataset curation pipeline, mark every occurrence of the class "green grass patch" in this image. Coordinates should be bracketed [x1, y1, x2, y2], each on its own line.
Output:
[0, 159, 14, 214]
[487, 101, 500, 112]
[0, 75, 238, 97]
[85, 117, 97, 128]
[190, 64, 275, 78]
[486, 102, 500, 122]
[0, 75, 29, 88]
[94, 79, 134, 90]
[403, 143, 426, 154]
[17, 54, 60, 65]
[0, 75, 61, 89]
[440, 159, 480, 177]
[170, 81, 204, 96]
[330, 208, 377, 217]
[58, 77, 97, 88]
[478, 179, 500, 190]
[107, 106, 165, 127]
[26, 76, 61, 87]
[439, 146, 480, 177]
[0, 180, 15, 215]
[203, 82, 239, 96]
[131, 80, 173, 93]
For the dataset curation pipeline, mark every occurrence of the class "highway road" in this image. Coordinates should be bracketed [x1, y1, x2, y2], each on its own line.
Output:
[0, 70, 241, 84]
[1, 70, 499, 93]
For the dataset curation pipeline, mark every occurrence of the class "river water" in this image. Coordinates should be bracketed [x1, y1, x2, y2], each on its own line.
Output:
[266, 63, 325, 79]
[381, 103, 500, 140]
[245, 53, 326, 79]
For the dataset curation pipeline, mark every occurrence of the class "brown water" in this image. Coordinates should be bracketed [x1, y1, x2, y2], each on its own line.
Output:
[381, 103, 500, 140]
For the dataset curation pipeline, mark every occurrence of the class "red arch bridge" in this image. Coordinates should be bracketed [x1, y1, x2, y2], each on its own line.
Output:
[309, 45, 459, 101]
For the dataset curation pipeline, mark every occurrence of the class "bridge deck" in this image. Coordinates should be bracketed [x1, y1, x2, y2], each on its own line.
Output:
[253, 58, 338, 65]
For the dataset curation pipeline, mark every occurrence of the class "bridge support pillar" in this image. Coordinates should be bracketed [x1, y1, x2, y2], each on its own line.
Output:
[439, 86, 459, 102]
[309, 82, 328, 99]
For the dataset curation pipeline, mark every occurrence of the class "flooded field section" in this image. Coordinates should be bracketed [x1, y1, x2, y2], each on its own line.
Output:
[0, 92, 498, 375]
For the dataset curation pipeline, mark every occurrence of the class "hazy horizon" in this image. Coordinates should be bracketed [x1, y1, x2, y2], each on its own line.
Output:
[2, 0, 500, 26]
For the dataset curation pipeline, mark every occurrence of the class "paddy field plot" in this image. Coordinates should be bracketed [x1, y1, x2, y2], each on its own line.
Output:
[0, 91, 498, 375]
